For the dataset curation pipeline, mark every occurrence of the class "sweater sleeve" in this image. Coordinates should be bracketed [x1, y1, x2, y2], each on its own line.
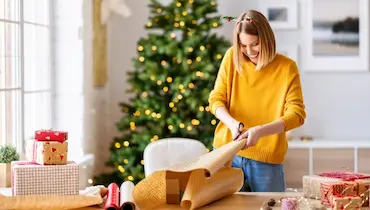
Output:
[279, 61, 306, 131]
[208, 48, 232, 115]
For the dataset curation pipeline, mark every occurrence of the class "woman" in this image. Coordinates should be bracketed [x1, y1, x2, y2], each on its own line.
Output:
[209, 10, 306, 192]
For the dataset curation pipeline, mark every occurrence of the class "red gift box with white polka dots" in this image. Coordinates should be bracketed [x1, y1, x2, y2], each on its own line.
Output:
[34, 130, 68, 142]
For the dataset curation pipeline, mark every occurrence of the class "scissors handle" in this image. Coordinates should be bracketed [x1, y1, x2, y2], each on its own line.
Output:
[234, 122, 244, 140]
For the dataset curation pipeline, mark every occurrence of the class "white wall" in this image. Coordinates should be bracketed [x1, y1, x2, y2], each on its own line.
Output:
[98, 0, 370, 170]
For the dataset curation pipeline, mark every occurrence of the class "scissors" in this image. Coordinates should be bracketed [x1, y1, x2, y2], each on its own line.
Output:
[234, 122, 246, 140]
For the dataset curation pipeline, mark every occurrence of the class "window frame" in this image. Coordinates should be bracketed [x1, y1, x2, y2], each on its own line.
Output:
[0, 0, 54, 156]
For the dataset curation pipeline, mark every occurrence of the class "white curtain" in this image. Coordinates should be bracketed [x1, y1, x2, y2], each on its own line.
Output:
[82, 0, 112, 177]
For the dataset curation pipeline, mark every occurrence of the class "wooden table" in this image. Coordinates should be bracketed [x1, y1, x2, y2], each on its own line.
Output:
[150, 192, 324, 210]
[78, 192, 325, 210]
[3, 188, 366, 210]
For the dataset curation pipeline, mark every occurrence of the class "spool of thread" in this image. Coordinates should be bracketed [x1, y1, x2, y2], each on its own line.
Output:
[281, 197, 299, 210]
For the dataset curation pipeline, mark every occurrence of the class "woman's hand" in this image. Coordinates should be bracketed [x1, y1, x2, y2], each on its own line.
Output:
[235, 126, 263, 149]
[228, 120, 244, 140]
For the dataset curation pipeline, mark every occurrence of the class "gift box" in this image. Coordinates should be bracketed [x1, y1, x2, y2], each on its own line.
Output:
[331, 195, 362, 210]
[11, 161, 79, 196]
[303, 175, 341, 199]
[303, 172, 370, 200]
[35, 129, 68, 142]
[342, 179, 370, 207]
[26, 140, 68, 165]
[320, 182, 348, 206]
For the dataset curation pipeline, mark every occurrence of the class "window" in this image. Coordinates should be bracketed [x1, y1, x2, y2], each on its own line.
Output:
[0, 0, 51, 153]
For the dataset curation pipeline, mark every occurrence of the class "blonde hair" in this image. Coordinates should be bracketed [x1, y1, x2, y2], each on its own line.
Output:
[233, 10, 276, 72]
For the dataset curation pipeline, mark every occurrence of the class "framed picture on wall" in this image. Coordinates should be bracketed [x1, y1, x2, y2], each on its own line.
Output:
[302, 0, 369, 72]
[258, 0, 298, 30]
[277, 45, 299, 66]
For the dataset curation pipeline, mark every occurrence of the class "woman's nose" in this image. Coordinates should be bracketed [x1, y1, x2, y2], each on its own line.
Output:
[246, 46, 254, 55]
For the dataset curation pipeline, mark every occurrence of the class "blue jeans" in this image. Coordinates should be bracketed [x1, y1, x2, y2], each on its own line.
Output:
[231, 155, 286, 192]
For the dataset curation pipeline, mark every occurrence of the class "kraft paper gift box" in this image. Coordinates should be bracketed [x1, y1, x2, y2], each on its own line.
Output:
[26, 140, 68, 165]
[11, 161, 79, 196]
[331, 195, 362, 210]
[34, 129, 68, 142]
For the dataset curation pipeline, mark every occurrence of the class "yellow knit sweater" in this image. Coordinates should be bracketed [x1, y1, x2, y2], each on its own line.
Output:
[209, 47, 306, 164]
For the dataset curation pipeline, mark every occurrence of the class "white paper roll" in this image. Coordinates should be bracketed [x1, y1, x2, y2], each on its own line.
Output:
[119, 181, 136, 210]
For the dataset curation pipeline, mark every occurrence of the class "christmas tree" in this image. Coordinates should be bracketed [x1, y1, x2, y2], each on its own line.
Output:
[94, 0, 231, 186]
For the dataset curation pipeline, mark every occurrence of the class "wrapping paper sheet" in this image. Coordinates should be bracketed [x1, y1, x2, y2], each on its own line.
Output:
[132, 138, 247, 210]
[0, 186, 105, 210]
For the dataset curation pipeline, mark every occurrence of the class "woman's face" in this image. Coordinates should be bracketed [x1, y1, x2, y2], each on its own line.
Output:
[239, 33, 261, 64]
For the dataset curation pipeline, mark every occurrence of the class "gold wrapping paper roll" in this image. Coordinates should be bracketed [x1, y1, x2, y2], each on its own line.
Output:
[132, 139, 247, 210]
[180, 167, 243, 209]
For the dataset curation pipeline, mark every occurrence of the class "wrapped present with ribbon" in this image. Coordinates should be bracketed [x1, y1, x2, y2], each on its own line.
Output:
[26, 140, 68, 165]
[303, 175, 341, 199]
[321, 171, 370, 207]
[303, 171, 370, 200]
[34, 129, 68, 142]
[320, 182, 350, 206]
[11, 161, 79, 196]
[341, 179, 370, 206]
[330, 194, 362, 210]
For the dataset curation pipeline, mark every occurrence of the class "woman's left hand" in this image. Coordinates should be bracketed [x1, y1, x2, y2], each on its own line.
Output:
[235, 126, 263, 149]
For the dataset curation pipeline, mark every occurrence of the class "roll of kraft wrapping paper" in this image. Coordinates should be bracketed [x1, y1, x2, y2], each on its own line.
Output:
[132, 138, 248, 210]
[119, 181, 136, 210]
[105, 183, 120, 210]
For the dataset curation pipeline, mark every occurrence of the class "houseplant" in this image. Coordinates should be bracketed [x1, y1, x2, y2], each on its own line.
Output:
[0, 145, 20, 187]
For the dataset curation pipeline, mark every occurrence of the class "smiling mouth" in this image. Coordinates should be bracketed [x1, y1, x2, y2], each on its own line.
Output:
[248, 54, 258, 58]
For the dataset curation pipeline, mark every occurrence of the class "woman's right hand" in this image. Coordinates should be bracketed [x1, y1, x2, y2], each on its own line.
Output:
[229, 121, 244, 140]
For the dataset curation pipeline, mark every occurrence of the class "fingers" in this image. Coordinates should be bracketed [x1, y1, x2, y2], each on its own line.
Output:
[236, 131, 248, 141]
[243, 134, 253, 149]
[246, 134, 256, 148]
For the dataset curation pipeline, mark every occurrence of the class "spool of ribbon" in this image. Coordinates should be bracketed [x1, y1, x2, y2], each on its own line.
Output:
[281, 197, 299, 210]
